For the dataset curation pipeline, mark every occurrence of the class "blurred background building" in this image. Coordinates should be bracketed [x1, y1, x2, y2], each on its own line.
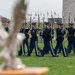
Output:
[48, 18, 62, 24]
[63, 0, 75, 24]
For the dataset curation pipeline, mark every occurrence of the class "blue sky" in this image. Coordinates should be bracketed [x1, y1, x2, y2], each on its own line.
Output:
[0, 0, 63, 19]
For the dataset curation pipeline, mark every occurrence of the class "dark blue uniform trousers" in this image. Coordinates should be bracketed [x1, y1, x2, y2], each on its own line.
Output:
[54, 41, 66, 56]
[28, 39, 38, 56]
[57, 47, 62, 53]
[66, 41, 75, 56]
[41, 40, 55, 56]
[69, 45, 73, 53]
[18, 39, 29, 56]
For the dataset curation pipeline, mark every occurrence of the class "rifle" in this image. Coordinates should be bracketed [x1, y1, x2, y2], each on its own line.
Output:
[68, 12, 71, 24]
[74, 15, 75, 28]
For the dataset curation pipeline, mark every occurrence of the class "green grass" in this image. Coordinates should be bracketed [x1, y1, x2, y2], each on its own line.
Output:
[0, 41, 75, 75]
[19, 54, 75, 75]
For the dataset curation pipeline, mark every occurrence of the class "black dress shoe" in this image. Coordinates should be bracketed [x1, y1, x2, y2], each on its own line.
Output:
[27, 54, 31, 56]
[58, 52, 61, 53]
[52, 55, 59, 57]
[64, 55, 68, 57]
[37, 54, 44, 57]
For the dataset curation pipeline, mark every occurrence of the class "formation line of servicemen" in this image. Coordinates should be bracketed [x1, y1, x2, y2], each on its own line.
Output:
[5, 22, 75, 57]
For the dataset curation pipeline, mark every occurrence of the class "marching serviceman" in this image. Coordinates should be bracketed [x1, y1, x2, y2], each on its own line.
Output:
[18, 23, 29, 56]
[27, 22, 39, 56]
[54, 23, 67, 57]
[57, 24, 64, 53]
[66, 23, 75, 56]
[24, 27, 30, 54]
[39, 22, 56, 57]
[18, 23, 25, 56]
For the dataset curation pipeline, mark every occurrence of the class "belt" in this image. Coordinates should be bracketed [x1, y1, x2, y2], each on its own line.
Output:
[57, 35, 63, 37]
[68, 35, 74, 36]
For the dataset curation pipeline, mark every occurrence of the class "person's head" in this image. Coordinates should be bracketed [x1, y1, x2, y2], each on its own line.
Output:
[69, 23, 74, 27]
[57, 23, 63, 28]
[7, 20, 10, 24]
[44, 22, 49, 28]
[48, 24, 51, 28]
[32, 22, 36, 28]
[25, 22, 27, 26]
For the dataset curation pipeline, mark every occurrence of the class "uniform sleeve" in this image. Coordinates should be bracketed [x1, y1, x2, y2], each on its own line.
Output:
[52, 29, 54, 35]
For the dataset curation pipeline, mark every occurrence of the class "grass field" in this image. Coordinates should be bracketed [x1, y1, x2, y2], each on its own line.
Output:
[0, 40, 75, 75]
[20, 54, 75, 75]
